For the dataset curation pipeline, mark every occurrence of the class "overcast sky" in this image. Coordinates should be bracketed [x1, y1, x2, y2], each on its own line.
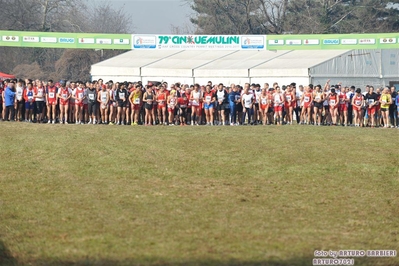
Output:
[91, 0, 193, 34]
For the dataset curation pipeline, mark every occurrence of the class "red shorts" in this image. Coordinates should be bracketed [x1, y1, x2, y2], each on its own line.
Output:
[192, 104, 202, 111]
[60, 101, 69, 106]
[69, 102, 75, 107]
[285, 102, 294, 109]
[48, 101, 57, 105]
[329, 105, 338, 109]
[304, 102, 311, 109]
[368, 107, 376, 115]
[339, 104, 348, 112]
[260, 104, 268, 110]
[132, 104, 141, 111]
[353, 105, 361, 112]
[274, 105, 283, 112]
[75, 102, 83, 107]
[83, 104, 88, 110]
[158, 104, 165, 109]
[168, 107, 175, 113]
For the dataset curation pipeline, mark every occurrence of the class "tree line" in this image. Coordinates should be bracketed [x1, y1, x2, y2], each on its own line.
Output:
[187, 0, 399, 35]
[0, 0, 132, 81]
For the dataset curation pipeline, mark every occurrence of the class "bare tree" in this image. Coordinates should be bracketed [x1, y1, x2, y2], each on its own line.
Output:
[187, 0, 399, 34]
[0, 0, 133, 80]
[86, 1, 132, 33]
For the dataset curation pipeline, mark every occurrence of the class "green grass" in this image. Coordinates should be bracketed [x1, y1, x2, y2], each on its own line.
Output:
[0, 123, 398, 266]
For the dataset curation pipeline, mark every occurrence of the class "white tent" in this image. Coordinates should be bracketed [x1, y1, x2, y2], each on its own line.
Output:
[194, 50, 289, 85]
[250, 50, 351, 87]
[140, 50, 237, 85]
[91, 50, 181, 82]
[91, 49, 399, 88]
[310, 49, 399, 88]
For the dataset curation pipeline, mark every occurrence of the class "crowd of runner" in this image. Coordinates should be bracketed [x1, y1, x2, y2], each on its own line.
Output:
[1, 78, 399, 128]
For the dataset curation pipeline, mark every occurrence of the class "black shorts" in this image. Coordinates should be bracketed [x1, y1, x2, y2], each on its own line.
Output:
[145, 103, 153, 110]
[313, 102, 323, 109]
[381, 107, 389, 112]
[224, 104, 230, 113]
[180, 108, 187, 117]
[254, 103, 259, 109]
[118, 101, 126, 108]
[217, 103, 228, 111]
[17, 100, 25, 108]
[88, 102, 97, 116]
[236, 103, 243, 112]
[267, 107, 274, 113]
[36, 101, 45, 113]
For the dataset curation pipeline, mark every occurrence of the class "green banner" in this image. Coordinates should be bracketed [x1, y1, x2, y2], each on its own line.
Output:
[266, 33, 399, 50]
[0, 30, 131, 50]
[1, 31, 399, 50]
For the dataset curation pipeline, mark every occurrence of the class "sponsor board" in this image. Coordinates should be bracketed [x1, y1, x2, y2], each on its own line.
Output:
[59, 37, 75, 44]
[241, 36, 265, 49]
[2, 36, 19, 42]
[341, 39, 357, 45]
[96, 38, 112, 45]
[133, 35, 157, 49]
[78, 38, 95, 44]
[23, 36, 39, 43]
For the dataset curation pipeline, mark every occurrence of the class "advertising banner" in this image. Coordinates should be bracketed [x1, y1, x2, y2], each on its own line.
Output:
[0, 31, 131, 50]
[266, 33, 399, 50]
[132, 35, 265, 50]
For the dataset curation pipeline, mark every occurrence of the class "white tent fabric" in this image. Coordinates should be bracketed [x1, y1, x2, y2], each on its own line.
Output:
[90, 49, 399, 88]
[91, 50, 181, 82]
[141, 50, 237, 81]
[310, 49, 399, 87]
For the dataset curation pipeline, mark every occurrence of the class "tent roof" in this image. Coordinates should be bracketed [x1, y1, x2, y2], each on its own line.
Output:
[194, 50, 290, 77]
[141, 50, 237, 77]
[91, 50, 182, 76]
[250, 50, 351, 77]
[91, 49, 353, 79]
[0, 72, 16, 79]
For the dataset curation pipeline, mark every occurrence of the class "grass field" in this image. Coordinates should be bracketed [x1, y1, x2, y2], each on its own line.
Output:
[0, 123, 398, 266]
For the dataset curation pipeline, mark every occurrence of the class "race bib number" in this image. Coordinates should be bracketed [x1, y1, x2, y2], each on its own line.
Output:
[49, 92, 55, 98]
[315, 96, 321, 101]
[286, 95, 291, 101]
[38, 91, 43, 97]
[78, 93, 83, 99]
[134, 98, 140, 104]
[304, 96, 310, 103]
[330, 100, 336, 105]
[368, 99, 374, 104]
[275, 99, 280, 104]
[180, 104, 187, 108]
[355, 100, 361, 105]
[159, 100, 164, 104]
[28, 96, 33, 101]
[191, 100, 199, 106]
[62, 94, 67, 99]
[89, 94, 94, 100]
[119, 93, 125, 99]
[205, 96, 211, 102]
[101, 95, 107, 102]
[261, 99, 267, 105]
[17, 91, 23, 97]
[245, 99, 252, 105]
[235, 95, 240, 101]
